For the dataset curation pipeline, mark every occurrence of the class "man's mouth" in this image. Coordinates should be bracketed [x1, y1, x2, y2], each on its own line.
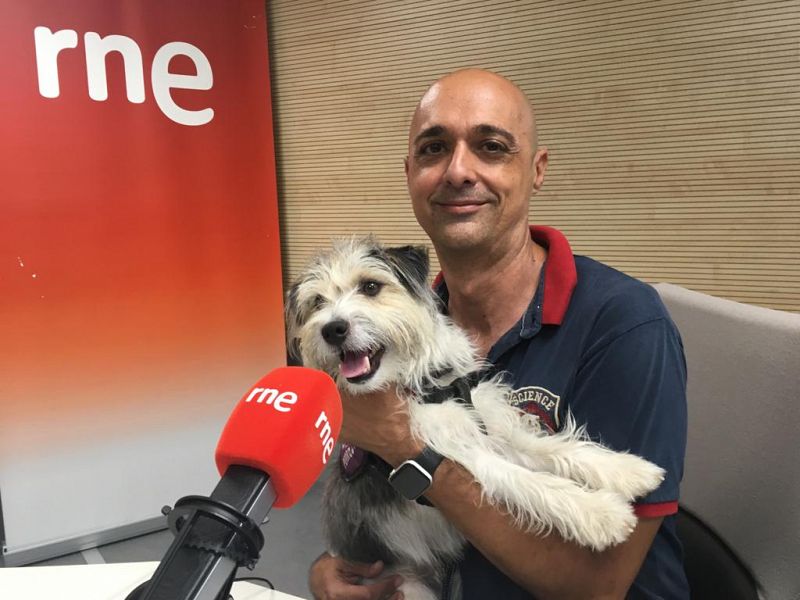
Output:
[339, 346, 385, 383]
[436, 202, 485, 215]
[432, 195, 491, 214]
[432, 191, 492, 205]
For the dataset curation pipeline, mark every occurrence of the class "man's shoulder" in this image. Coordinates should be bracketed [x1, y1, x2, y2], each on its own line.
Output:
[569, 255, 673, 329]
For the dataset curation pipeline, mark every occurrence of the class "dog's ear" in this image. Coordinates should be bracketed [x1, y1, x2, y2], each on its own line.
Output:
[384, 245, 430, 293]
[286, 336, 303, 365]
[284, 282, 305, 364]
[285, 281, 303, 327]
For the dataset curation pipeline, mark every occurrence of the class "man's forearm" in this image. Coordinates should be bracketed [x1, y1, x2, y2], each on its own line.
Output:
[425, 458, 658, 600]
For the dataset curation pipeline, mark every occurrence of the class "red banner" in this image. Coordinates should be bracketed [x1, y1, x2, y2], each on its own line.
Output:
[0, 0, 284, 454]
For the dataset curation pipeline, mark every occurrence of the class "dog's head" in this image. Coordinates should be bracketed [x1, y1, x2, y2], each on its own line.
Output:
[285, 236, 442, 393]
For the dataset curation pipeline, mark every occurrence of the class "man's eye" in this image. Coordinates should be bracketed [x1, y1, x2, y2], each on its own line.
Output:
[419, 141, 446, 156]
[359, 280, 383, 297]
[481, 140, 507, 153]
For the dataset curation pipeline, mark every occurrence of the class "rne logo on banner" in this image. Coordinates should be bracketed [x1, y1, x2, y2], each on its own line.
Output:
[33, 26, 214, 126]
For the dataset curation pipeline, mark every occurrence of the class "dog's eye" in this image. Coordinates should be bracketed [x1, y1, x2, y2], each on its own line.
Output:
[359, 280, 383, 297]
[311, 294, 326, 311]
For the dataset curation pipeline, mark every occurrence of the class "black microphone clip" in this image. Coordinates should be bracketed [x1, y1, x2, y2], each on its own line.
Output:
[125, 465, 275, 600]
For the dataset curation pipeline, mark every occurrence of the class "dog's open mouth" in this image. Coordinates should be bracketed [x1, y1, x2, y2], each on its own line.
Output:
[339, 346, 385, 383]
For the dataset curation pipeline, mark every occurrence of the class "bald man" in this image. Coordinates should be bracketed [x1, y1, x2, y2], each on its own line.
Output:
[309, 70, 688, 600]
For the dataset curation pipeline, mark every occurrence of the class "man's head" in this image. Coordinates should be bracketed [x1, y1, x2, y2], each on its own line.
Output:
[405, 69, 548, 255]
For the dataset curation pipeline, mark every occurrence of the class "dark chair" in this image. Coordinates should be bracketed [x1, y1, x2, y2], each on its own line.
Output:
[676, 506, 759, 600]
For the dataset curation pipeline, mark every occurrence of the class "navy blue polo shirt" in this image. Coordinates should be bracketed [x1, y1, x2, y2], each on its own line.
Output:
[435, 225, 689, 600]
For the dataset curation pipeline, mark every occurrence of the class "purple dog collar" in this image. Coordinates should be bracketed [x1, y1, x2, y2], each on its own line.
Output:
[340, 443, 368, 481]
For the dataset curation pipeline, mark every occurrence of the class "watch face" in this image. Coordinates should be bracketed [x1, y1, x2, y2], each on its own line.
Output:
[389, 461, 432, 500]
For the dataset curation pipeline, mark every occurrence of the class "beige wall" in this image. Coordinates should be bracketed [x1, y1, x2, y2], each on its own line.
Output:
[267, 0, 800, 313]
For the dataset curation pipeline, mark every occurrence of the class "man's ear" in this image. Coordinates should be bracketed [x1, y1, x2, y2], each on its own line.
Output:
[532, 146, 548, 191]
[384, 245, 430, 293]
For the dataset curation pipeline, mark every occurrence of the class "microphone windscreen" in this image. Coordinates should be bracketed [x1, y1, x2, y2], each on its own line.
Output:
[215, 366, 342, 508]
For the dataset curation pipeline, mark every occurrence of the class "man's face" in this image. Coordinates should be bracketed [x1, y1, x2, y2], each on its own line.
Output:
[405, 73, 547, 253]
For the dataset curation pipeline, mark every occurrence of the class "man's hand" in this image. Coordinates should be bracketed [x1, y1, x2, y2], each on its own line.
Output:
[309, 553, 404, 600]
[338, 385, 423, 466]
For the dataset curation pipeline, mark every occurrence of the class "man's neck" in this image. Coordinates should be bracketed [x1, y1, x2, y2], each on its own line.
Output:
[438, 235, 547, 357]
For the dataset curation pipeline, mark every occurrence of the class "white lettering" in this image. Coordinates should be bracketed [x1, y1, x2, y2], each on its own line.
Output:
[84, 32, 145, 103]
[318, 419, 332, 442]
[33, 26, 213, 126]
[151, 41, 214, 126]
[323, 438, 335, 462]
[245, 387, 278, 404]
[272, 391, 297, 413]
[314, 410, 336, 464]
[34, 26, 78, 98]
[244, 387, 297, 413]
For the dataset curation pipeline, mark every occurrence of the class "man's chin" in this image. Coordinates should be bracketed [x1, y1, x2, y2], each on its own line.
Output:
[430, 220, 494, 251]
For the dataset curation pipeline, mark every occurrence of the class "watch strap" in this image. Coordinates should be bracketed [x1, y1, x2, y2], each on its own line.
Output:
[412, 445, 445, 476]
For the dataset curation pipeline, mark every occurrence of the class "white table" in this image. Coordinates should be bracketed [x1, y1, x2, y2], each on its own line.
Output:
[0, 561, 307, 600]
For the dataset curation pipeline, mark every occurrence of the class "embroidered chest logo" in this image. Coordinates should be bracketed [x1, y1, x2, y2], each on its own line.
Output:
[509, 386, 561, 434]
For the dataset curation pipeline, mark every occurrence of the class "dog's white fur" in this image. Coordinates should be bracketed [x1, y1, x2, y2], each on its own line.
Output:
[287, 237, 665, 600]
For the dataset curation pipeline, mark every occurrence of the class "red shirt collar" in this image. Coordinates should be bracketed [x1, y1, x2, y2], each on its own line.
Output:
[432, 225, 577, 326]
[530, 225, 577, 325]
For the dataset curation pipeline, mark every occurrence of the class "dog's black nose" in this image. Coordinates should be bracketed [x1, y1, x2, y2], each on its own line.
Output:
[322, 319, 349, 346]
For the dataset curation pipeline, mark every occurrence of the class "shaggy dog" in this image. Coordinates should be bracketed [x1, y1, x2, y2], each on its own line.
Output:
[286, 237, 664, 600]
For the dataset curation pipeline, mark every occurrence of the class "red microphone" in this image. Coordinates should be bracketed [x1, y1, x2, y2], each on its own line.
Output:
[127, 366, 342, 600]
[216, 366, 342, 508]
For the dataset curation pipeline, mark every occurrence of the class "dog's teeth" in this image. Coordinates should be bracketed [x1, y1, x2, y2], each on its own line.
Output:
[341, 352, 371, 379]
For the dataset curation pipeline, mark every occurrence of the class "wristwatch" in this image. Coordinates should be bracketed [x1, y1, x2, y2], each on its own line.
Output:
[388, 446, 445, 500]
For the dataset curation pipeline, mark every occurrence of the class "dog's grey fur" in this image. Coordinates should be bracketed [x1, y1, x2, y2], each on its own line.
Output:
[287, 236, 665, 600]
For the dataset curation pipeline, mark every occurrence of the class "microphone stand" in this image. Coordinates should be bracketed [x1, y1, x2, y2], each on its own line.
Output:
[126, 465, 276, 600]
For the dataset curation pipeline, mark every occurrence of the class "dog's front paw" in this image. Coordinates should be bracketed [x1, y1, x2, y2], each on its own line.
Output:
[510, 483, 638, 551]
[600, 453, 665, 501]
[555, 446, 666, 501]
[481, 458, 641, 552]
[567, 489, 639, 551]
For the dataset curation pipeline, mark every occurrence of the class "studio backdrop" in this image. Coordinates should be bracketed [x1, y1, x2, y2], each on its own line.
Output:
[0, 0, 284, 564]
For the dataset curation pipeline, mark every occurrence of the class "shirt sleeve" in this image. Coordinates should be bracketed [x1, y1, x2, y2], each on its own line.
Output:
[565, 315, 688, 516]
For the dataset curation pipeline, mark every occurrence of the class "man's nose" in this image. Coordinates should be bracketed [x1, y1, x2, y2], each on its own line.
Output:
[444, 142, 477, 187]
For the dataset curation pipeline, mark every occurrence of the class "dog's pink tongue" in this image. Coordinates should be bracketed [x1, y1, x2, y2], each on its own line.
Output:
[340, 352, 370, 379]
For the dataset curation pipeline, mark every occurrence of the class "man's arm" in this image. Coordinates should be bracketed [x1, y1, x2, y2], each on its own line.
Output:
[338, 387, 658, 600]
[426, 457, 661, 600]
[339, 311, 685, 598]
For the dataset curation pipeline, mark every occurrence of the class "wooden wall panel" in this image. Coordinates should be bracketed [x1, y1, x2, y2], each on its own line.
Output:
[268, 0, 799, 312]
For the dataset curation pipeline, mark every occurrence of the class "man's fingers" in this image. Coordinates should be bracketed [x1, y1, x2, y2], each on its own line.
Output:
[339, 559, 385, 578]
